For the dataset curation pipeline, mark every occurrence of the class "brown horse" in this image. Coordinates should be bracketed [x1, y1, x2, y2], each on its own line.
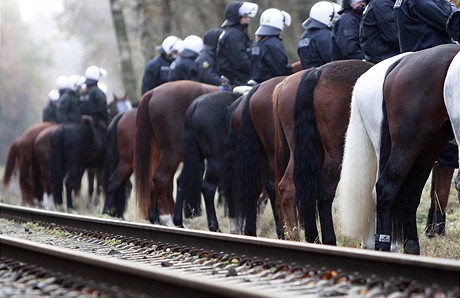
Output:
[103, 106, 139, 218]
[3, 122, 56, 205]
[230, 76, 288, 238]
[34, 125, 59, 209]
[339, 45, 460, 254]
[274, 60, 373, 244]
[135, 81, 219, 225]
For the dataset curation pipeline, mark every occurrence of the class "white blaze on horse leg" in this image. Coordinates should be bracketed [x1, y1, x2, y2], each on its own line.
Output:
[43, 194, 55, 211]
[159, 214, 174, 227]
[228, 218, 242, 234]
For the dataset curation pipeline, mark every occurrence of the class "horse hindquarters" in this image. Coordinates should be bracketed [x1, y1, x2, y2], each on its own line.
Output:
[337, 88, 377, 243]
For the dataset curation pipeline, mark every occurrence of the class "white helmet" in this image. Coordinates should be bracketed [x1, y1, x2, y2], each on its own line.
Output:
[69, 75, 85, 91]
[255, 8, 291, 36]
[48, 89, 60, 101]
[85, 65, 106, 81]
[238, 2, 258, 17]
[182, 35, 204, 54]
[56, 75, 70, 90]
[158, 35, 182, 55]
[309, 1, 341, 28]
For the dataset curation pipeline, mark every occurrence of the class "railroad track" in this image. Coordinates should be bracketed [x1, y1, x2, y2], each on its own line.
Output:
[1, 203, 459, 297]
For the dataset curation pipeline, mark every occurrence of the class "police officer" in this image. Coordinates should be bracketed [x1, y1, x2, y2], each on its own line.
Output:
[394, 0, 456, 53]
[298, 1, 341, 69]
[57, 75, 83, 124]
[359, 0, 400, 63]
[191, 28, 224, 86]
[42, 89, 60, 123]
[140, 35, 182, 95]
[248, 8, 292, 85]
[55, 75, 69, 97]
[79, 65, 108, 128]
[331, 0, 367, 61]
[168, 35, 203, 82]
[217, 1, 258, 86]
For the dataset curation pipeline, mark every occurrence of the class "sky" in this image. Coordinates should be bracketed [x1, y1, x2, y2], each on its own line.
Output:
[18, 0, 63, 22]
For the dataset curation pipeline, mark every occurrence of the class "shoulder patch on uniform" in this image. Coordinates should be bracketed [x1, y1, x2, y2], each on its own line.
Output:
[202, 61, 210, 69]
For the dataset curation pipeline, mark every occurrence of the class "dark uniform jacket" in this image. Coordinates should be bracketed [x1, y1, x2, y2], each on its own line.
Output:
[79, 83, 108, 126]
[298, 19, 333, 69]
[140, 53, 172, 95]
[192, 46, 221, 85]
[331, 8, 365, 60]
[42, 103, 58, 123]
[360, 0, 400, 63]
[217, 24, 253, 85]
[249, 36, 292, 84]
[57, 90, 81, 123]
[168, 49, 199, 82]
[394, 0, 456, 52]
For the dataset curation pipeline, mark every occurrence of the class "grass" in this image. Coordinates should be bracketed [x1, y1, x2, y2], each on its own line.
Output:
[1, 166, 460, 260]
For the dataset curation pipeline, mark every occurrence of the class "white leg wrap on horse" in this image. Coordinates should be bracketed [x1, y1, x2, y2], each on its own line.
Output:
[159, 214, 174, 227]
[43, 194, 55, 211]
[229, 218, 242, 234]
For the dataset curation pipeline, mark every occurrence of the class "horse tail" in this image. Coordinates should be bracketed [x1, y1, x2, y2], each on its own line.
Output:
[51, 125, 65, 205]
[337, 84, 377, 238]
[105, 112, 123, 188]
[293, 69, 322, 227]
[3, 138, 20, 188]
[134, 90, 155, 219]
[234, 85, 262, 230]
[181, 101, 203, 215]
[223, 97, 242, 217]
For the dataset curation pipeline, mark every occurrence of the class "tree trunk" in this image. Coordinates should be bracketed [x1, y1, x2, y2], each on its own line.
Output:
[109, 0, 139, 100]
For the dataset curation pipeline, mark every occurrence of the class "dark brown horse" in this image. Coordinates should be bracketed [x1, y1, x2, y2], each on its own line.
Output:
[3, 122, 56, 205]
[230, 76, 288, 238]
[339, 45, 460, 254]
[274, 60, 373, 244]
[103, 106, 139, 218]
[135, 81, 219, 225]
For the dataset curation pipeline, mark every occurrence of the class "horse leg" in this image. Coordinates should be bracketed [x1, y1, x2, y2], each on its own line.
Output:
[375, 149, 415, 252]
[200, 160, 221, 232]
[152, 161, 177, 226]
[173, 171, 186, 227]
[317, 157, 339, 246]
[431, 164, 454, 236]
[265, 179, 284, 239]
[104, 162, 132, 217]
[278, 153, 301, 241]
[87, 169, 95, 205]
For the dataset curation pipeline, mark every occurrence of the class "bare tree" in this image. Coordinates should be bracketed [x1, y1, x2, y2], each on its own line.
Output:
[109, 0, 138, 100]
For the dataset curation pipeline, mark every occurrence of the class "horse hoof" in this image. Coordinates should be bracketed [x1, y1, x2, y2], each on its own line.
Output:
[375, 241, 391, 252]
[404, 240, 420, 255]
[209, 226, 221, 233]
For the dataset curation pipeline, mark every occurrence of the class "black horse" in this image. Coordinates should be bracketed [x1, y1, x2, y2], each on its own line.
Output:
[52, 118, 106, 211]
[176, 91, 241, 231]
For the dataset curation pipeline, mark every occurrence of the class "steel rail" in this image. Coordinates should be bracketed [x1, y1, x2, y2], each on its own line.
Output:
[0, 236, 273, 298]
[1, 203, 459, 290]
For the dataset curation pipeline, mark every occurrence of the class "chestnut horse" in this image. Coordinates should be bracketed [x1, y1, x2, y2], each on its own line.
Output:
[3, 122, 56, 205]
[134, 81, 219, 225]
[34, 125, 59, 209]
[339, 45, 460, 254]
[273, 60, 373, 244]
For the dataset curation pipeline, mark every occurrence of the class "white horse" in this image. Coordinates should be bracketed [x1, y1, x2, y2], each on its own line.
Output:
[336, 52, 413, 250]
